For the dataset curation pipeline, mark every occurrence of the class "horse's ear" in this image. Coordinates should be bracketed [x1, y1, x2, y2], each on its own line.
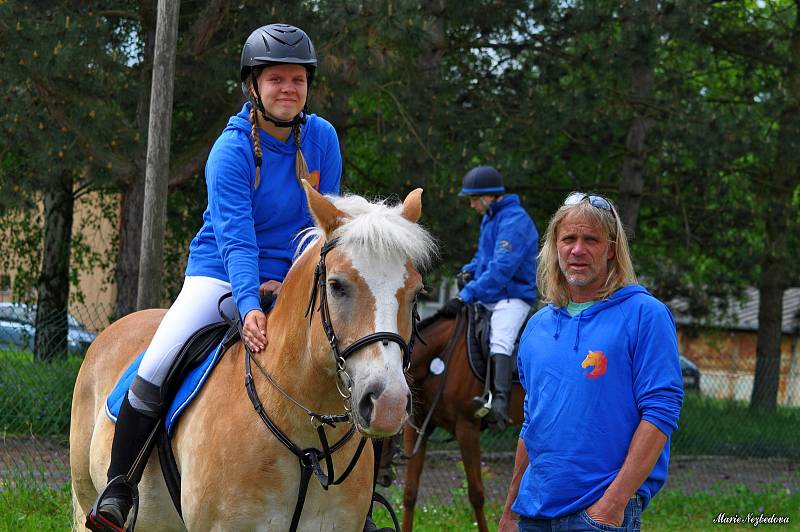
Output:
[400, 188, 423, 223]
[302, 180, 347, 235]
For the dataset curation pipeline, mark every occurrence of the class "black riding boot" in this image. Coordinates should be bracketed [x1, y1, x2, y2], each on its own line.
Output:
[486, 354, 513, 431]
[91, 394, 160, 529]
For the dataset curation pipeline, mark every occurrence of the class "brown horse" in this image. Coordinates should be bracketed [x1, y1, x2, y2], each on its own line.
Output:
[399, 308, 525, 532]
[70, 184, 436, 531]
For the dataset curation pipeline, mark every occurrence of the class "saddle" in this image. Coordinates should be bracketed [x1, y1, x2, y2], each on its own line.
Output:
[464, 303, 521, 384]
[101, 318, 239, 523]
[102, 292, 276, 523]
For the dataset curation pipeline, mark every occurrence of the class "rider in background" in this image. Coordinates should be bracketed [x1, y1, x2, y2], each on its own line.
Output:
[89, 24, 341, 529]
[441, 165, 538, 430]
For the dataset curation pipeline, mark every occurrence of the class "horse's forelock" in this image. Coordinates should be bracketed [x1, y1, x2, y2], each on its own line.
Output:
[297, 194, 438, 269]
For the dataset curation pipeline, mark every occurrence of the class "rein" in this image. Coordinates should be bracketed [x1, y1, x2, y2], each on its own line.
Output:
[405, 309, 466, 459]
[235, 237, 420, 531]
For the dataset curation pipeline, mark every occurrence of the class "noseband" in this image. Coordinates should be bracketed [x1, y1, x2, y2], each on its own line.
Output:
[242, 237, 421, 532]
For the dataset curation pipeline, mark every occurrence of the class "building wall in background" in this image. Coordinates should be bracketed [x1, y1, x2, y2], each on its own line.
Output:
[678, 327, 800, 407]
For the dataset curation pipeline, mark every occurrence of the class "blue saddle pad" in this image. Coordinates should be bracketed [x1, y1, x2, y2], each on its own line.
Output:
[104, 340, 225, 436]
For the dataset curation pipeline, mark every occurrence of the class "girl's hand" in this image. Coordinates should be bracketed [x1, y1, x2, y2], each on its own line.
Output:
[243, 310, 267, 352]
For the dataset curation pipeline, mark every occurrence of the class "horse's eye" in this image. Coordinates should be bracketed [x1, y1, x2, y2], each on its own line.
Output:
[328, 279, 349, 298]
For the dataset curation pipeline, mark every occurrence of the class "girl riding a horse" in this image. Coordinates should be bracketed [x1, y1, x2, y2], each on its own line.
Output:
[83, 23, 340, 529]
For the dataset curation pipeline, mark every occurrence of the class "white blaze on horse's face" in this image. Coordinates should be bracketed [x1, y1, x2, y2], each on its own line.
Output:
[327, 250, 419, 437]
[302, 183, 434, 438]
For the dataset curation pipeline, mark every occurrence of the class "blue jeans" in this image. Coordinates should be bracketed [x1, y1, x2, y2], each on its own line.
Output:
[518, 496, 642, 532]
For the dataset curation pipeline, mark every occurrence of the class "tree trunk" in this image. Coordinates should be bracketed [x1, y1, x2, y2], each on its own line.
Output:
[113, 0, 156, 318]
[114, 179, 146, 319]
[750, 0, 800, 412]
[752, 252, 785, 411]
[34, 171, 73, 362]
[616, 0, 657, 236]
[138, 0, 181, 310]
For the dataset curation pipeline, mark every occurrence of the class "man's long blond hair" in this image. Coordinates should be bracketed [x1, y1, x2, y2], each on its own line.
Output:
[537, 197, 637, 307]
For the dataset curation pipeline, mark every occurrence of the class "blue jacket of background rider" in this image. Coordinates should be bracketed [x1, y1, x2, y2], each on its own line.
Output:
[458, 194, 538, 305]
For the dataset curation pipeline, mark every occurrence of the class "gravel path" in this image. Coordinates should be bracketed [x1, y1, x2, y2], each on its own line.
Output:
[3, 436, 799, 501]
[382, 450, 800, 504]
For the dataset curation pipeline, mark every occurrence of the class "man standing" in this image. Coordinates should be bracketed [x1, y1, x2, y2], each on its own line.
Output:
[444, 165, 538, 430]
[498, 192, 684, 531]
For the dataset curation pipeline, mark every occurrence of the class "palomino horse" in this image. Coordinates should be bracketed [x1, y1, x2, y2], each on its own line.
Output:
[70, 183, 436, 531]
[399, 308, 525, 532]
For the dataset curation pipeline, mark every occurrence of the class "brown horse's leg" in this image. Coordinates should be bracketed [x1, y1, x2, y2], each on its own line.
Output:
[401, 425, 429, 532]
[454, 418, 489, 532]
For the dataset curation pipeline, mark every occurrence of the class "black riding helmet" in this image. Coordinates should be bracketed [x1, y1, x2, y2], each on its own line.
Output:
[240, 23, 317, 127]
[459, 166, 505, 196]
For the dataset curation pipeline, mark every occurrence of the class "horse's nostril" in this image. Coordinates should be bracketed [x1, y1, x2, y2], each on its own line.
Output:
[359, 391, 376, 425]
[358, 382, 386, 426]
[405, 393, 412, 416]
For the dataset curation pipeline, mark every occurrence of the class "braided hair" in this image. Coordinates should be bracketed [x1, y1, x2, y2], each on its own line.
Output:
[249, 103, 263, 188]
[293, 124, 311, 183]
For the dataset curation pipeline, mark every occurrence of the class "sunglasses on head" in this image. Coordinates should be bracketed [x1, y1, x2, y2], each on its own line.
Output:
[563, 192, 614, 212]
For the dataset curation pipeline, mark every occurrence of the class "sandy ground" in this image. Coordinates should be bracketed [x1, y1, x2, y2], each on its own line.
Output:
[380, 450, 800, 504]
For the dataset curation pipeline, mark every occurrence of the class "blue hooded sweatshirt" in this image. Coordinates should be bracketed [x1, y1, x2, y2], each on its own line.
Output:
[512, 285, 684, 519]
[185, 102, 341, 320]
[459, 194, 538, 305]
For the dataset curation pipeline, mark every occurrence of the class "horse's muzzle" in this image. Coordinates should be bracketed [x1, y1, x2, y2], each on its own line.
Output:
[356, 381, 410, 437]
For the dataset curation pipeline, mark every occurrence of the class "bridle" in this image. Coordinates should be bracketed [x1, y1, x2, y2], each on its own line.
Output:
[241, 237, 423, 532]
[306, 238, 420, 389]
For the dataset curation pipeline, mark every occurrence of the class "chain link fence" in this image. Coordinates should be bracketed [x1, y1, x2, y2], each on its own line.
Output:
[2, 298, 799, 504]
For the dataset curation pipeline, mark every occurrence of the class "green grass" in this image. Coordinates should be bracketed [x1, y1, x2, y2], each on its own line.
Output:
[672, 392, 800, 457]
[371, 483, 800, 531]
[0, 349, 81, 436]
[646, 484, 800, 531]
[0, 484, 71, 531]
[423, 393, 800, 458]
[0, 482, 797, 531]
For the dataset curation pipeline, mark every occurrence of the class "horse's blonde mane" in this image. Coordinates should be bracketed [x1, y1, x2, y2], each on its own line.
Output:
[297, 194, 438, 268]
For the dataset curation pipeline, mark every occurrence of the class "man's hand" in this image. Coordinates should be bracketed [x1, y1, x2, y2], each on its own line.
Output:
[498, 513, 519, 532]
[585, 496, 625, 527]
[243, 309, 267, 352]
[456, 271, 472, 290]
[440, 297, 465, 317]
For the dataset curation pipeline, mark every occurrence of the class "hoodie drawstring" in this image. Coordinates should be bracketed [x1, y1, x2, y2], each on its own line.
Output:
[573, 312, 583, 351]
[554, 312, 562, 340]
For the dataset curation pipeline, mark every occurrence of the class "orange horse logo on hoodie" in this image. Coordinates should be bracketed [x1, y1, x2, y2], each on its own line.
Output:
[581, 350, 607, 379]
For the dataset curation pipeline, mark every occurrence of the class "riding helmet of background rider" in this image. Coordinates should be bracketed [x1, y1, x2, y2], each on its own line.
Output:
[459, 165, 505, 201]
[240, 23, 317, 187]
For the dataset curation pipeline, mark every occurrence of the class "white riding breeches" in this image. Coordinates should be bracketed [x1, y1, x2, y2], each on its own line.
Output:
[128, 276, 235, 412]
[483, 298, 532, 356]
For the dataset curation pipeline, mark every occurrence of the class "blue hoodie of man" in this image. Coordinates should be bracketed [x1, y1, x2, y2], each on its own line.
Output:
[186, 102, 342, 319]
[512, 285, 684, 519]
[459, 194, 538, 305]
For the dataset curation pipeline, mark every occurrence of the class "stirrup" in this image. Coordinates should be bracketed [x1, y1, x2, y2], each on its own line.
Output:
[471, 392, 492, 419]
[86, 476, 139, 532]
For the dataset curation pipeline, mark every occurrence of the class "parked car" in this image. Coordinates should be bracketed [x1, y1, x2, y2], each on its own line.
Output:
[679, 354, 701, 391]
[0, 302, 96, 355]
